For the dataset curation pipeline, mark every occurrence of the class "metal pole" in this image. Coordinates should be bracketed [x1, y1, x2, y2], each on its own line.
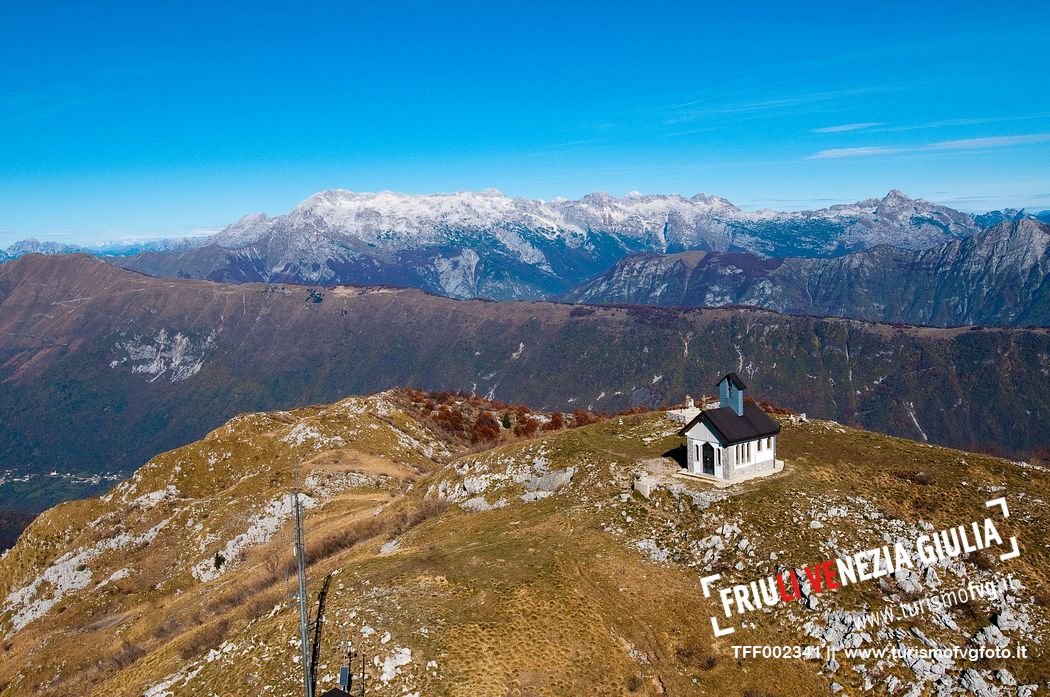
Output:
[293, 491, 313, 697]
[360, 644, 366, 696]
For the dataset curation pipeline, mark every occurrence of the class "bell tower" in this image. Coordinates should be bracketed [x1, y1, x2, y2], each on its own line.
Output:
[717, 373, 746, 416]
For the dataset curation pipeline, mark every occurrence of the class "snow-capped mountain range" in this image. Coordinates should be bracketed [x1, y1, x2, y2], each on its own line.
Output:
[7, 189, 1046, 300]
[217, 187, 979, 250]
[103, 188, 999, 300]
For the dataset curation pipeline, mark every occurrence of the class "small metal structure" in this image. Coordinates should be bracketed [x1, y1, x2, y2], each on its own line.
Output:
[338, 665, 350, 691]
[337, 637, 366, 696]
[290, 459, 366, 696]
[338, 639, 355, 692]
[292, 489, 314, 697]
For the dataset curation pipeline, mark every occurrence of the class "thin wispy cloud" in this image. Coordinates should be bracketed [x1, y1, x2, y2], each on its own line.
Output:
[663, 86, 894, 126]
[927, 134, 1050, 149]
[871, 112, 1050, 133]
[809, 146, 908, 159]
[808, 133, 1050, 159]
[665, 127, 718, 138]
[811, 122, 883, 134]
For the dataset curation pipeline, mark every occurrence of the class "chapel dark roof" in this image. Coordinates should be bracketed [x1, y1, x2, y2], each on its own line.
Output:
[679, 402, 781, 445]
[718, 372, 747, 390]
[319, 689, 352, 697]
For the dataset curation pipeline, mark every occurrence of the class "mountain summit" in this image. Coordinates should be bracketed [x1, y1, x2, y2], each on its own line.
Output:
[1, 389, 1046, 694]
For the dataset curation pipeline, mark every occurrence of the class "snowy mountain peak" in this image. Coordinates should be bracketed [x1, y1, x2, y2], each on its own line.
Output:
[579, 191, 616, 206]
[689, 192, 737, 208]
[883, 188, 913, 202]
[213, 212, 276, 247]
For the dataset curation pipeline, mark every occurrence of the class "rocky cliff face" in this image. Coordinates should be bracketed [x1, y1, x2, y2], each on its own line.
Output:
[2, 254, 1049, 513]
[110, 189, 980, 300]
[566, 219, 1050, 327]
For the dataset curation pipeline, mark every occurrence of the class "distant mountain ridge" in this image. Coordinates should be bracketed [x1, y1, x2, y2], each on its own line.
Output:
[973, 208, 1050, 228]
[0, 235, 207, 263]
[108, 189, 982, 300]
[564, 219, 1050, 327]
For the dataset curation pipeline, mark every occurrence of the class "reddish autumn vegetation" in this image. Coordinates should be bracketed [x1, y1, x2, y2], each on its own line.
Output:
[433, 405, 465, 433]
[471, 412, 502, 443]
[571, 409, 602, 426]
[613, 406, 654, 416]
[745, 395, 797, 415]
[514, 416, 539, 437]
[395, 388, 609, 449]
[396, 388, 793, 452]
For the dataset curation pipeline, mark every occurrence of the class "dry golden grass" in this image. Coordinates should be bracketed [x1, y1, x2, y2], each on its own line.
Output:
[0, 399, 1046, 696]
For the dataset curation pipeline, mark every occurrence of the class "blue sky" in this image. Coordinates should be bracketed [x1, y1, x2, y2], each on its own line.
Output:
[2, 0, 1049, 245]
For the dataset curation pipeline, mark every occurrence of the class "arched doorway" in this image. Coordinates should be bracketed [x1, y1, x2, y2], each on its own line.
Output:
[702, 443, 715, 475]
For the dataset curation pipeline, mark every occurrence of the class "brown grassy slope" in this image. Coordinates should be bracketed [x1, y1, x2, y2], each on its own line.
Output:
[0, 394, 1047, 696]
[87, 411, 825, 697]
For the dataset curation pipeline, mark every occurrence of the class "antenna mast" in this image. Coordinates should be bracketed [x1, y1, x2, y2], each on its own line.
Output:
[292, 489, 313, 697]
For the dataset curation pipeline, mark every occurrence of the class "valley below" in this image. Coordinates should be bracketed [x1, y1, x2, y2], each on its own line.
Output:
[2, 253, 1050, 515]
